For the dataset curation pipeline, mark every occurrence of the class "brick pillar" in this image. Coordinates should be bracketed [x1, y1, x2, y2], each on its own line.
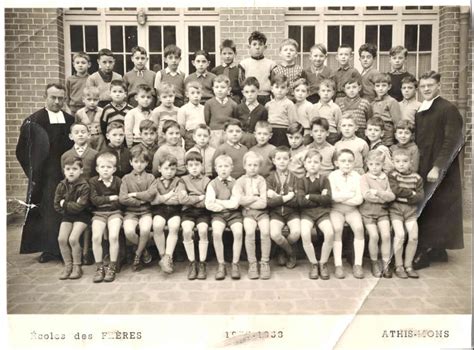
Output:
[219, 7, 286, 62]
[5, 8, 65, 198]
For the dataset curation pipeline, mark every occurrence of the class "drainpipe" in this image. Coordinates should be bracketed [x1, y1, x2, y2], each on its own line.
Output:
[458, 7, 469, 188]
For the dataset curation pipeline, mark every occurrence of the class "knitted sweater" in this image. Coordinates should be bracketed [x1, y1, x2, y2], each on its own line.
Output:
[89, 176, 122, 212]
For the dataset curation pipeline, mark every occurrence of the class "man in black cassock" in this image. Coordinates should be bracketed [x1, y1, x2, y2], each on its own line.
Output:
[16, 83, 75, 263]
[414, 70, 465, 269]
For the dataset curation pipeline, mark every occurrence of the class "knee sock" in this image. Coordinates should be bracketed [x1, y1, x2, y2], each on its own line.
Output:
[404, 239, 418, 267]
[381, 239, 391, 263]
[393, 237, 405, 266]
[260, 235, 271, 262]
[232, 235, 243, 264]
[153, 233, 166, 257]
[302, 242, 317, 264]
[199, 241, 208, 262]
[245, 235, 257, 263]
[59, 245, 72, 265]
[320, 239, 334, 264]
[368, 237, 379, 261]
[213, 236, 225, 264]
[353, 239, 365, 266]
[333, 241, 343, 267]
[183, 240, 195, 262]
[165, 233, 178, 256]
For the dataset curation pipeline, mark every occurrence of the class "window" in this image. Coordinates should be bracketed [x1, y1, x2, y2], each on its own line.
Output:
[327, 25, 355, 69]
[110, 25, 138, 76]
[365, 25, 393, 72]
[147, 8, 176, 11]
[405, 6, 433, 10]
[288, 7, 316, 11]
[366, 6, 394, 10]
[288, 25, 315, 67]
[68, 8, 98, 11]
[148, 26, 177, 72]
[69, 25, 99, 74]
[109, 7, 137, 11]
[187, 26, 216, 73]
[405, 24, 433, 77]
[327, 7, 355, 11]
[187, 7, 216, 11]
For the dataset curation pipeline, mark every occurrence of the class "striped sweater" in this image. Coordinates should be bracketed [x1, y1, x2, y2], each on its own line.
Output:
[387, 170, 424, 205]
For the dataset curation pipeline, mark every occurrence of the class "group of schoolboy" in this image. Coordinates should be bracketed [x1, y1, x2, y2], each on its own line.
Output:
[57, 29, 425, 284]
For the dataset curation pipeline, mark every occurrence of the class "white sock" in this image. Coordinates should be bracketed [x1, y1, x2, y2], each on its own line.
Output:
[333, 241, 343, 266]
[183, 241, 195, 262]
[302, 242, 317, 264]
[199, 241, 208, 262]
[354, 239, 365, 266]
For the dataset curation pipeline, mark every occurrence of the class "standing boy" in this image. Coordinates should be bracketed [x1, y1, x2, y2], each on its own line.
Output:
[359, 43, 379, 102]
[177, 81, 206, 150]
[75, 86, 104, 151]
[124, 84, 154, 147]
[184, 50, 216, 104]
[399, 74, 421, 124]
[151, 83, 179, 145]
[212, 39, 242, 104]
[154, 45, 186, 107]
[334, 44, 361, 103]
[124, 46, 156, 108]
[387, 46, 412, 102]
[100, 80, 133, 139]
[66, 52, 91, 115]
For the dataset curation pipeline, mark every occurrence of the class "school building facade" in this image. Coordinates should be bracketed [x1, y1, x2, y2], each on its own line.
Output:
[4, 6, 472, 208]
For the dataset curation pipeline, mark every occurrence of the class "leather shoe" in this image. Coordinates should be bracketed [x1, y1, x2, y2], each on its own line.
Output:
[38, 252, 59, 263]
[428, 248, 448, 262]
[413, 251, 430, 270]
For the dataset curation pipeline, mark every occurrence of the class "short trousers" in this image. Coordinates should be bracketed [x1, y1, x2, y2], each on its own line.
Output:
[182, 207, 211, 225]
[300, 207, 330, 226]
[242, 208, 269, 222]
[360, 202, 390, 224]
[212, 210, 243, 227]
[389, 202, 418, 222]
[151, 205, 182, 221]
[269, 127, 290, 147]
[62, 212, 91, 225]
[269, 210, 300, 224]
[123, 211, 152, 223]
[92, 210, 123, 224]
[331, 204, 359, 215]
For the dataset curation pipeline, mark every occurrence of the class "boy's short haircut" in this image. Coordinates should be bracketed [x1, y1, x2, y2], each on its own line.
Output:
[214, 74, 231, 87]
[192, 49, 210, 62]
[96, 152, 118, 166]
[392, 148, 411, 160]
[373, 73, 392, 84]
[310, 43, 328, 55]
[366, 149, 385, 163]
[157, 82, 176, 96]
[304, 148, 323, 161]
[185, 151, 203, 164]
[139, 119, 158, 133]
[162, 120, 180, 134]
[220, 39, 237, 53]
[164, 44, 182, 58]
[214, 154, 233, 167]
[419, 70, 441, 83]
[243, 151, 263, 166]
[130, 144, 151, 163]
[136, 84, 153, 94]
[358, 43, 377, 58]
[161, 154, 178, 167]
[98, 48, 114, 59]
[271, 146, 291, 159]
[280, 38, 299, 51]
[311, 117, 330, 132]
[293, 78, 308, 90]
[270, 74, 289, 87]
[63, 155, 83, 168]
[82, 86, 100, 98]
[254, 120, 272, 133]
[70, 122, 89, 133]
[241, 76, 260, 90]
[106, 121, 125, 133]
[224, 119, 243, 131]
[248, 31, 267, 45]
[343, 76, 361, 87]
[389, 45, 408, 58]
[337, 44, 353, 53]
[320, 78, 336, 91]
[401, 74, 418, 88]
[367, 117, 385, 130]
[339, 114, 357, 124]
[395, 119, 415, 133]
[286, 122, 304, 136]
[131, 46, 147, 56]
[193, 123, 211, 135]
[185, 80, 203, 92]
[110, 79, 127, 92]
[72, 52, 91, 63]
[336, 148, 355, 160]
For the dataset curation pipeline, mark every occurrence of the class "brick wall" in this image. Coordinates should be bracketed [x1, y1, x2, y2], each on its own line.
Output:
[5, 8, 65, 198]
[219, 7, 286, 62]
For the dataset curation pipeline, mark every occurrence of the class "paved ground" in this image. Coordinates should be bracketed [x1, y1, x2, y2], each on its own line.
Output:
[6, 217, 471, 315]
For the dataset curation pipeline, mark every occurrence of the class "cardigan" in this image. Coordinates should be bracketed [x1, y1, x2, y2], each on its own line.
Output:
[89, 176, 122, 212]
[61, 146, 98, 179]
[235, 102, 268, 133]
[204, 97, 238, 130]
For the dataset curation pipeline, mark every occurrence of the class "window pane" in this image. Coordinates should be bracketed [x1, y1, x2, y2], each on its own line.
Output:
[341, 26, 354, 48]
[418, 53, 431, 74]
[203, 26, 215, 53]
[114, 55, 124, 76]
[149, 26, 162, 52]
[327, 26, 340, 52]
[405, 54, 417, 75]
[365, 25, 378, 46]
[125, 26, 138, 52]
[202, 7, 215, 11]
[288, 7, 302, 10]
[84, 26, 98, 52]
[188, 55, 195, 74]
[188, 26, 201, 52]
[126, 54, 134, 72]
[381, 6, 393, 10]
[163, 26, 176, 47]
[420, 6, 433, 9]
[366, 6, 378, 10]
[302, 7, 316, 10]
[342, 7, 355, 10]
[302, 53, 311, 69]
[124, 7, 137, 11]
[419, 25, 432, 51]
[379, 54, 391, 72]
[302, 26, 315, 52]
[150, 54, 163, 72]
[288, 26, 301, 50]
[404, 25, 418, 51]
[405, 6, 418, 10]
[70, 25, 84, 52]
[110, 26, 123, 52]
[379, 25, 392, 51]
[89, 54, 99, 73]
[328, 7, 340, 10]
[208, 54, 216, 71]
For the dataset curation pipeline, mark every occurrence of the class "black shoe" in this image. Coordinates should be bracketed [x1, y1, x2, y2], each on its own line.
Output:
[39, 252, 59, 263]
[413, 251, 430, 270]
[428, 249, 448, 262]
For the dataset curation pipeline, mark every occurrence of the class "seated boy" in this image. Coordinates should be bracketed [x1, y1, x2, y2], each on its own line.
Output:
[306, 117, 335, 177]
[390, 120, 419, 173]
[138, 120, 159, 173]
[102, 122, 132, 177]
[178, 81, 206, 150]
[249, 121, 276, 178]
[100, 80, 133, 140]
[365, 117, 394, 173]
[124, 84, 154, 147]
[287, 122, 308, 178]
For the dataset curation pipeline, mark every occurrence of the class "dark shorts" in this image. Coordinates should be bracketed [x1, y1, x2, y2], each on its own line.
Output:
[62, 212, 91, 225]
[242, 208, 269, 222]
[212, 210, 243, 227]
[269, 127, 290, 147]
[301, 207, 330, 226]
[270, 210, 300, 224]
[182, 207, 211, 225]
[360, 202, 390, 225]
[92, 210, 123, 224]
[390, 202, 418, 222]
[152, 205, 182, 221]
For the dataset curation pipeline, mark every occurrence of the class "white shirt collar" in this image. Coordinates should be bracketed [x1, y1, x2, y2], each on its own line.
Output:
[98, 176, 113, 186]
[165, 67, 180, 76]
[368, 172, 387, 180]
[246, 100, 259, 111]
[46, 109, 66, 124]
[216, 97, 228, 105]
[418, 95, 440, 113]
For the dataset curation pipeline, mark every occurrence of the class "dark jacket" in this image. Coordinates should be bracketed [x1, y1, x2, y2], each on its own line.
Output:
[53, 177, 90, 216]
